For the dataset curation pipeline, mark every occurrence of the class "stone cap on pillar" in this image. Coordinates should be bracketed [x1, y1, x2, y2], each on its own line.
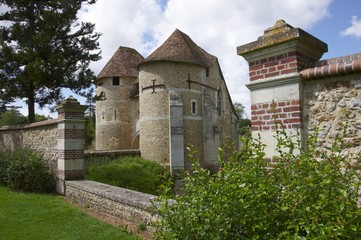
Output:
[55, 96, 87, 119]
[237, 19, 328, 63]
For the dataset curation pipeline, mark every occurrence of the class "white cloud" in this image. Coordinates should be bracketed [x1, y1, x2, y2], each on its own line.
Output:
[5, 0, 332, 117]
[341, 16, 361, 38]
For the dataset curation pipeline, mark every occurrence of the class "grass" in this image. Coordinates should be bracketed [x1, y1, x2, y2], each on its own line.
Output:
[85, 156, 171, 195]
[0, 186, 140, 240]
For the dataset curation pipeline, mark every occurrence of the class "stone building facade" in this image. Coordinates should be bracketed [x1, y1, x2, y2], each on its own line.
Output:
[238, 20, 361, 160]
[96, 29, 239, 171]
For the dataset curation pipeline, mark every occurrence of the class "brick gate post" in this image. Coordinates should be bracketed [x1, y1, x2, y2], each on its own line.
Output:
[55, 96, 87, 194]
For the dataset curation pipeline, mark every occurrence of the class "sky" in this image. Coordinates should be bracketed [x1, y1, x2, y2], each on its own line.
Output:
[6, 0, 361, 117]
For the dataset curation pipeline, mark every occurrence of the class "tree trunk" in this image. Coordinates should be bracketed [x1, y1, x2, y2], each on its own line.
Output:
[27, 87, 35, 123]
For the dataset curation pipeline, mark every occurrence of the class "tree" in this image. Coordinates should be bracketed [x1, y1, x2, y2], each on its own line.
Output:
[233, 102, 251, 135]
[0, 0, 101, 122]
[0, 108, 27, 126]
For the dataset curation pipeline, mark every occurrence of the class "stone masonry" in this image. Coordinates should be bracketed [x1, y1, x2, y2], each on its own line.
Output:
[238, 19, 361, 160]
[56, 96, 87, 194]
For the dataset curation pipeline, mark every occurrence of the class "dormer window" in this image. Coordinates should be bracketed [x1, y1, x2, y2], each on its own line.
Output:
[112, 77, 120, 86]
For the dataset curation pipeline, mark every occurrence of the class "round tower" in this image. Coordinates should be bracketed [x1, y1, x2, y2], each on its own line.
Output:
[138, 29, 217, 169]
[95, 47, 144, 150]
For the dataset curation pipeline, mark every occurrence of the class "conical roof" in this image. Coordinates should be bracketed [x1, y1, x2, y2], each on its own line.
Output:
[97, 47, 144, 79]
[142, 29, 217, 67]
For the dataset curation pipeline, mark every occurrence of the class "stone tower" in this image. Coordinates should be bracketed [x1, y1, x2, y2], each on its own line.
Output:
[95, 47, 144, 150]
[138, 29, 239, 170]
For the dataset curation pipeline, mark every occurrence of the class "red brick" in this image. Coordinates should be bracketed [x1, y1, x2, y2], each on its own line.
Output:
[265, 61, 279, 67]
[277, 65, 285, 70]
[281, 68, 297, 74]
[262, 115, 271, 120]
[291, 100, 300, 105]
[283, 106, 301, 112]
[269, 67, 277, 73]
[250, 65, 264, 71]
[262, 126, 270, 131]
[252, 110, 265, 115]
[260, 69, 268, 74]
[252, 121, 265, 126]
[251, 105, 258, 110]
[251, 116, 258, 121]
[250, 75, 264, 81]
[277, 102, 286, 107]
[262, 103, 269, 109]
[267, 108, 282, 114]
[265, 72, 280, 78]
[289, 62, 298, 68]
[283, 118, 301, 124]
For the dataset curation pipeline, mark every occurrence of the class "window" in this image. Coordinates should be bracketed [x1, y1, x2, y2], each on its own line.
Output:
[206, 68, 209, 77]
[191, 99, 197, 115]
[217, 89, 222, 115]
[112, 76, 120, 86]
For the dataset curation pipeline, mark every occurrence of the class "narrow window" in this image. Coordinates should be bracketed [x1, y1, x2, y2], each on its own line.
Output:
[112, 76, 120, 86]
[206, 68, 209, 77]
[217, 89, 222, 115]
[191, 100, 197, 114]
[102, 111, 105, 120]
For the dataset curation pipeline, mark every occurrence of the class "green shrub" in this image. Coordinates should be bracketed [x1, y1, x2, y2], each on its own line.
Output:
[155, 127, 361, 239]
[85, 156, 171, 195]
[0, 149, 55, 193]
[0, 151, 10, 185]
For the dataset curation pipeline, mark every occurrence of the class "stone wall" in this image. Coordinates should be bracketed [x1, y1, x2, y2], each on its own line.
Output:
[0, 119, 58, 171]
[303, 74, 361, 159]
[65, 180, 157, 229]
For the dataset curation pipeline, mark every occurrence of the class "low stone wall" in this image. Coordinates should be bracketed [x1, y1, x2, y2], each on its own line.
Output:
[0, 119, 58, 171]
[65, 180, 157, 228]
[84, 149, 140, 159]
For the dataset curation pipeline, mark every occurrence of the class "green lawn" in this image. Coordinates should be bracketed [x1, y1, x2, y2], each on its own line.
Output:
[0, 186, 140, 240]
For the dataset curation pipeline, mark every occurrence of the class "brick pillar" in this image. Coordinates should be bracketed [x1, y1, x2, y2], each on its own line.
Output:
[55, 96, 87, 194]
[237, 20, 327, 159]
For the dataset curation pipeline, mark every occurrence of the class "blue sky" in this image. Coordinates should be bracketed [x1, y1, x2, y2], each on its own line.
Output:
[4, 0, 361, 117]
[308, 0, 361, 59]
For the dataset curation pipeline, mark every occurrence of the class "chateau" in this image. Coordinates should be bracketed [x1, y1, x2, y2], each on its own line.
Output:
[95, 29, 239, 171]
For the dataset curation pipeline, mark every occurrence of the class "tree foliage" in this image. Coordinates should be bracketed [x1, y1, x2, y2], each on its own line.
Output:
[0, 0, 101, 122]
[233, 102, 251, 135]
[155, 126, 361, 239]
[0, 108, 27, 126]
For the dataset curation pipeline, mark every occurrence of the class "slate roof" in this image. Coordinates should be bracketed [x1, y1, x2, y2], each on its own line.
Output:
[142, 29, 217, 67]
[301, 53, 361, 80]
[97, 47, 144, 79]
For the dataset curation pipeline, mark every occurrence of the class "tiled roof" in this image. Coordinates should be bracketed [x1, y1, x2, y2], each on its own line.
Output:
[301, 53, 361, 80]
[97, 47, 144, 79]
[142, 29, 217, 67]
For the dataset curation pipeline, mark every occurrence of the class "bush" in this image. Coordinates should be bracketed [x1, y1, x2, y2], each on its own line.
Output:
[86, 156, 171, 195]
[155, 127, 361, 239]
[0, 151, 10, 184]
[0, 149, 55, 193]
